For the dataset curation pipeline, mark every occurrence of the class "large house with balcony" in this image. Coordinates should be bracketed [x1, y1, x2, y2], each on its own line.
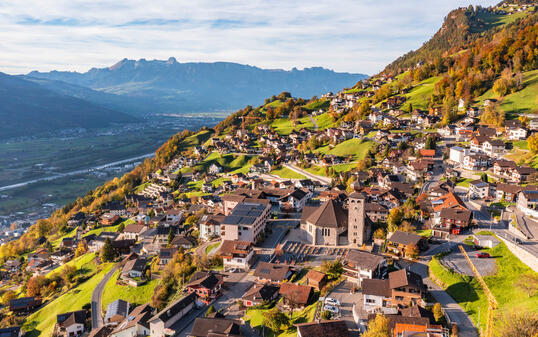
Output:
[342, 250, 387, 285]
[218, 240, 254, 272]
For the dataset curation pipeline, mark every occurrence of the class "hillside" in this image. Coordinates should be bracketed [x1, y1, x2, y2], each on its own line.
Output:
[0, 73, 137, 140]
[383, 3, 536, 74]
[26, 58, 367, 115]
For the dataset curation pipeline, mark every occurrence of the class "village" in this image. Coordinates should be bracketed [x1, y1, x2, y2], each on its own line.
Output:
[1, 60, 537, 337]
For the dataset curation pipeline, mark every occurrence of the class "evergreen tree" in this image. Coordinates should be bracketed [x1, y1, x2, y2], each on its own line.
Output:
[101, 238, 116, 262]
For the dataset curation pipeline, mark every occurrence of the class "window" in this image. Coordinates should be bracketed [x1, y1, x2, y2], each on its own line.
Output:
[366, 298, 376, 304]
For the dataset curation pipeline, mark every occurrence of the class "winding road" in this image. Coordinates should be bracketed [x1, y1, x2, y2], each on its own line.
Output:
[91, 265, 119, 330]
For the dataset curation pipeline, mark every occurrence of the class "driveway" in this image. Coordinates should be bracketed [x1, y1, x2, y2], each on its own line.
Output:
[324, 282, 362, 337]
[91, 264, 119, 329]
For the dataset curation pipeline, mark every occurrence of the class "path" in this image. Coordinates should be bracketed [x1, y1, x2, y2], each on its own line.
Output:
[283, 163, 331, 185]
[405, 243, 479, 337]
[91, 265, 119, 329]
[194, 239, 221, 257]
[0, 153, 154, 192]
[309, 115, 319, 131]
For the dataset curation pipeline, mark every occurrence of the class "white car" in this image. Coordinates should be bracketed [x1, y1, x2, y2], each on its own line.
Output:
[323, 305, 339, 314]
[325, 297, 340, 306]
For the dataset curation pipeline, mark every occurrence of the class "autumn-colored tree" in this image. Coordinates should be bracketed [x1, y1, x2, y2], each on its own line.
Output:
[528, 134, 538, 153]
[387, 208, 404, 233]
[405, 243, 419, 259]
[75, 242, 87, 258]
[433, 303, 444, 322]
[263, 308, 289, 332]
[1, 290, 16, 305]
[495, 310, 538, 337]
[373, 228, 386, 240]
[362, 313, 390, 337]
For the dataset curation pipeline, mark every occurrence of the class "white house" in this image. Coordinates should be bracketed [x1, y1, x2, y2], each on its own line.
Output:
[449, 146, 467, 164]
[508, 127, 527, 140]
[219, 240, 255, 272]
[468, 180, 490, 199]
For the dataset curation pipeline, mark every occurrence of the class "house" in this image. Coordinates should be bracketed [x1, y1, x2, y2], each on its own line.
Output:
[55, 310, 87, 337]
[170, 235, 196, 250]
[493, 159, 517, 177]
[4, 259, 21, 273]
[253, 262, 292, 283]
[9, 297, 42, 314]
[305, 270, 327, 290]
[121, 257, 147, 280]
[219, 240, 255, 272]
[0, 327, 22, 337]
[51, 249, 74, 264]
[278, 188, 311, 212]
[375, 312, 446, 337]
[362, 269, 425, 311]
[220, 202, 271, 243]
[105, 299, 129, 326]
[109, 304, 153, 337]
[184, 271, 223, 304]
[159, 248, 176, 266]
[365, 203, 389, 222]
[295, 320, 350, 337]
[208, 163, 222, 175]
[189, 317, 242, 337]
[436, 208, 473, 236]
[242, 283, 280, 307]
[507, 127, 527, 140]
[386, 231, 425, 258]
[495, 183, 522, 202]
[199, 214, 225, 240]
[468, 180, 490, 199]
[342, 250, 386, 285]
[279, 283, 314, 309]
[517, 189, 538, 218]
[122, 224, 147, 241]
[101, 213, 120, 226]
[149, 293, 197, 337]
[511, 166, 536, 183]
[463, 154, 489, 171]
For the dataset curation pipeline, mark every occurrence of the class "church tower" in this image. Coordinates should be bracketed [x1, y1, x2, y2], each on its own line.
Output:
[348, 182, 369, 245]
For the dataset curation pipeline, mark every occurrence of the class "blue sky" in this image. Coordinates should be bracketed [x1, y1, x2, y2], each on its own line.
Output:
[0, 0, 498, 75]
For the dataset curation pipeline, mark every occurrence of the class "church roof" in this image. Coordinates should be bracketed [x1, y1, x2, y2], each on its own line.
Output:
[306, 199, 348, 228]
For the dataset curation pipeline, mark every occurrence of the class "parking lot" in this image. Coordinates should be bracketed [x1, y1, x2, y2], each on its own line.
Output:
[441, 244, 497, 276]
[321, 282, 362, 337]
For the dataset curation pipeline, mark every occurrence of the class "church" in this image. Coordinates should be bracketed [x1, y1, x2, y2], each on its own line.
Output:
[300, 185, 372, 246]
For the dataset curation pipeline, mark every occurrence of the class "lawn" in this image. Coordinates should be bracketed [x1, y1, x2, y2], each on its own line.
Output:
[476, 69, 538, 118]
[242, 302, 317, 337]
[24, 263, 114, 337]
[315, 138, 374, 161]
[101, 269, 159, 311]
[205, 242, 220, 255]
[416, 229, 432, 237]
[270, 117, 315, 136]
[312, 113, 336, 130]
[429, 240, 538, 333]
[182, 152, 256, 174]
[46, 252, 97, 278]
[402, 76, 441, 111]
[456, 178, 474, 188]
[302, 99, 330, 111]
[270, 166, 307, 180]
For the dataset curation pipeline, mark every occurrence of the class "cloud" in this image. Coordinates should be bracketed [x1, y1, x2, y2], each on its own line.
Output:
[0, 0, 499, 75]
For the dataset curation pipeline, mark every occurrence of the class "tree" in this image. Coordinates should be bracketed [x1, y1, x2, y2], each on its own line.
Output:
[362, 313, 389, 337]
[515, 274, 538, 298]
[263, 308, 289, 332]
[321, 310, 332, 320]
[492, 77, 509, 97]
[433, 303, 443, 322]
[387, 208, 404, 233]
[528, 134, 538, 153]
[405, 243, 419, 259]
[75, 242, 87, 258]
[480, 173, 488, 183]
[373, 228, 386, 240]
[167, 228, 175, 246]
[321, 260, 343, 280]
[101, 238, 116, 262]
[495, 310, 538, 337]
[1, 290, 16, 305]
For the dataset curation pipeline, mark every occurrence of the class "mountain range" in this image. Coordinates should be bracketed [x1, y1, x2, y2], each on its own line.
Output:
[27, 58, 367, 115]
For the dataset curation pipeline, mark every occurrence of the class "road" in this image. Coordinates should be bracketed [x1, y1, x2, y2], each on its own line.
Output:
[309, 115, 319, 131]
[0, 153, 154, 192]
[283, 163, 331, 185]
[405, 243, 479, 337]
[91, 265, 119, 329]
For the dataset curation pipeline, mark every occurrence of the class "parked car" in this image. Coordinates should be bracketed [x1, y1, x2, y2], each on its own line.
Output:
[323, 305, 339, 314]
[515, 238, 522, 245]
[325, 297, 340, 306]
[476, 252, 490, 258]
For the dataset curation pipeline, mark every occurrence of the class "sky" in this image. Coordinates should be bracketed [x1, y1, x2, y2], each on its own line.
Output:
[0, 0, 499, 75]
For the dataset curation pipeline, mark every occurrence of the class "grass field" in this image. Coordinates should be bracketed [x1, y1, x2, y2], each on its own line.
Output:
[101, 269, 159, 310]
[471, 8, 534, 33]
[181, 152, 255, 174]
[270, 166, 307, 180]
[24, 263, 114, 337]
[315, 138, 374, 161]
[205, 242, 220, 255]
[302, 99, 330, 111]
[430, 240, 538, 333]
[402, 76, 441, 111]
[46, 252, 97, 278]
[476, 69, 538, 118]
[242, 302, 317, 337]
[270, 117, 315, 135]
[313, 113, 336, 130]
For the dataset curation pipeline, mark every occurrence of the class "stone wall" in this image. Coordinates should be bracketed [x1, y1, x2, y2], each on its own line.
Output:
[498, 236, 538, 272]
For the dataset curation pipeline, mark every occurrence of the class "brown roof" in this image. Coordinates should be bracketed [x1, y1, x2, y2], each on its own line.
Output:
[305, 270, 326, 283]
[279, 283, 313, 305]
[219, 240, 252, 258]
[242, 283, 280, 303]
[123, 223, 146, 234]
[439, 208, 472, 223]
[495, 183, 522, 194]
[305, 199, 348, 228]
[388, 269, 424, 290]
[344, 250, 385, 271]
[253, 262, 291, 282]
[112, 304, 153, 334]
[295, 320, 349, 337]
[362, 278, 391, 297]
[88, 326, 112, 337]
[388, 231, 423, 246]
[190, 318, 242, 337]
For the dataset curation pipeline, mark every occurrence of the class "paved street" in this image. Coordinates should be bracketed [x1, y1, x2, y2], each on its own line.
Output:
[325, 282, 362, 337]
[91, 264, 119, 329]
[406, 243, 479, 337]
